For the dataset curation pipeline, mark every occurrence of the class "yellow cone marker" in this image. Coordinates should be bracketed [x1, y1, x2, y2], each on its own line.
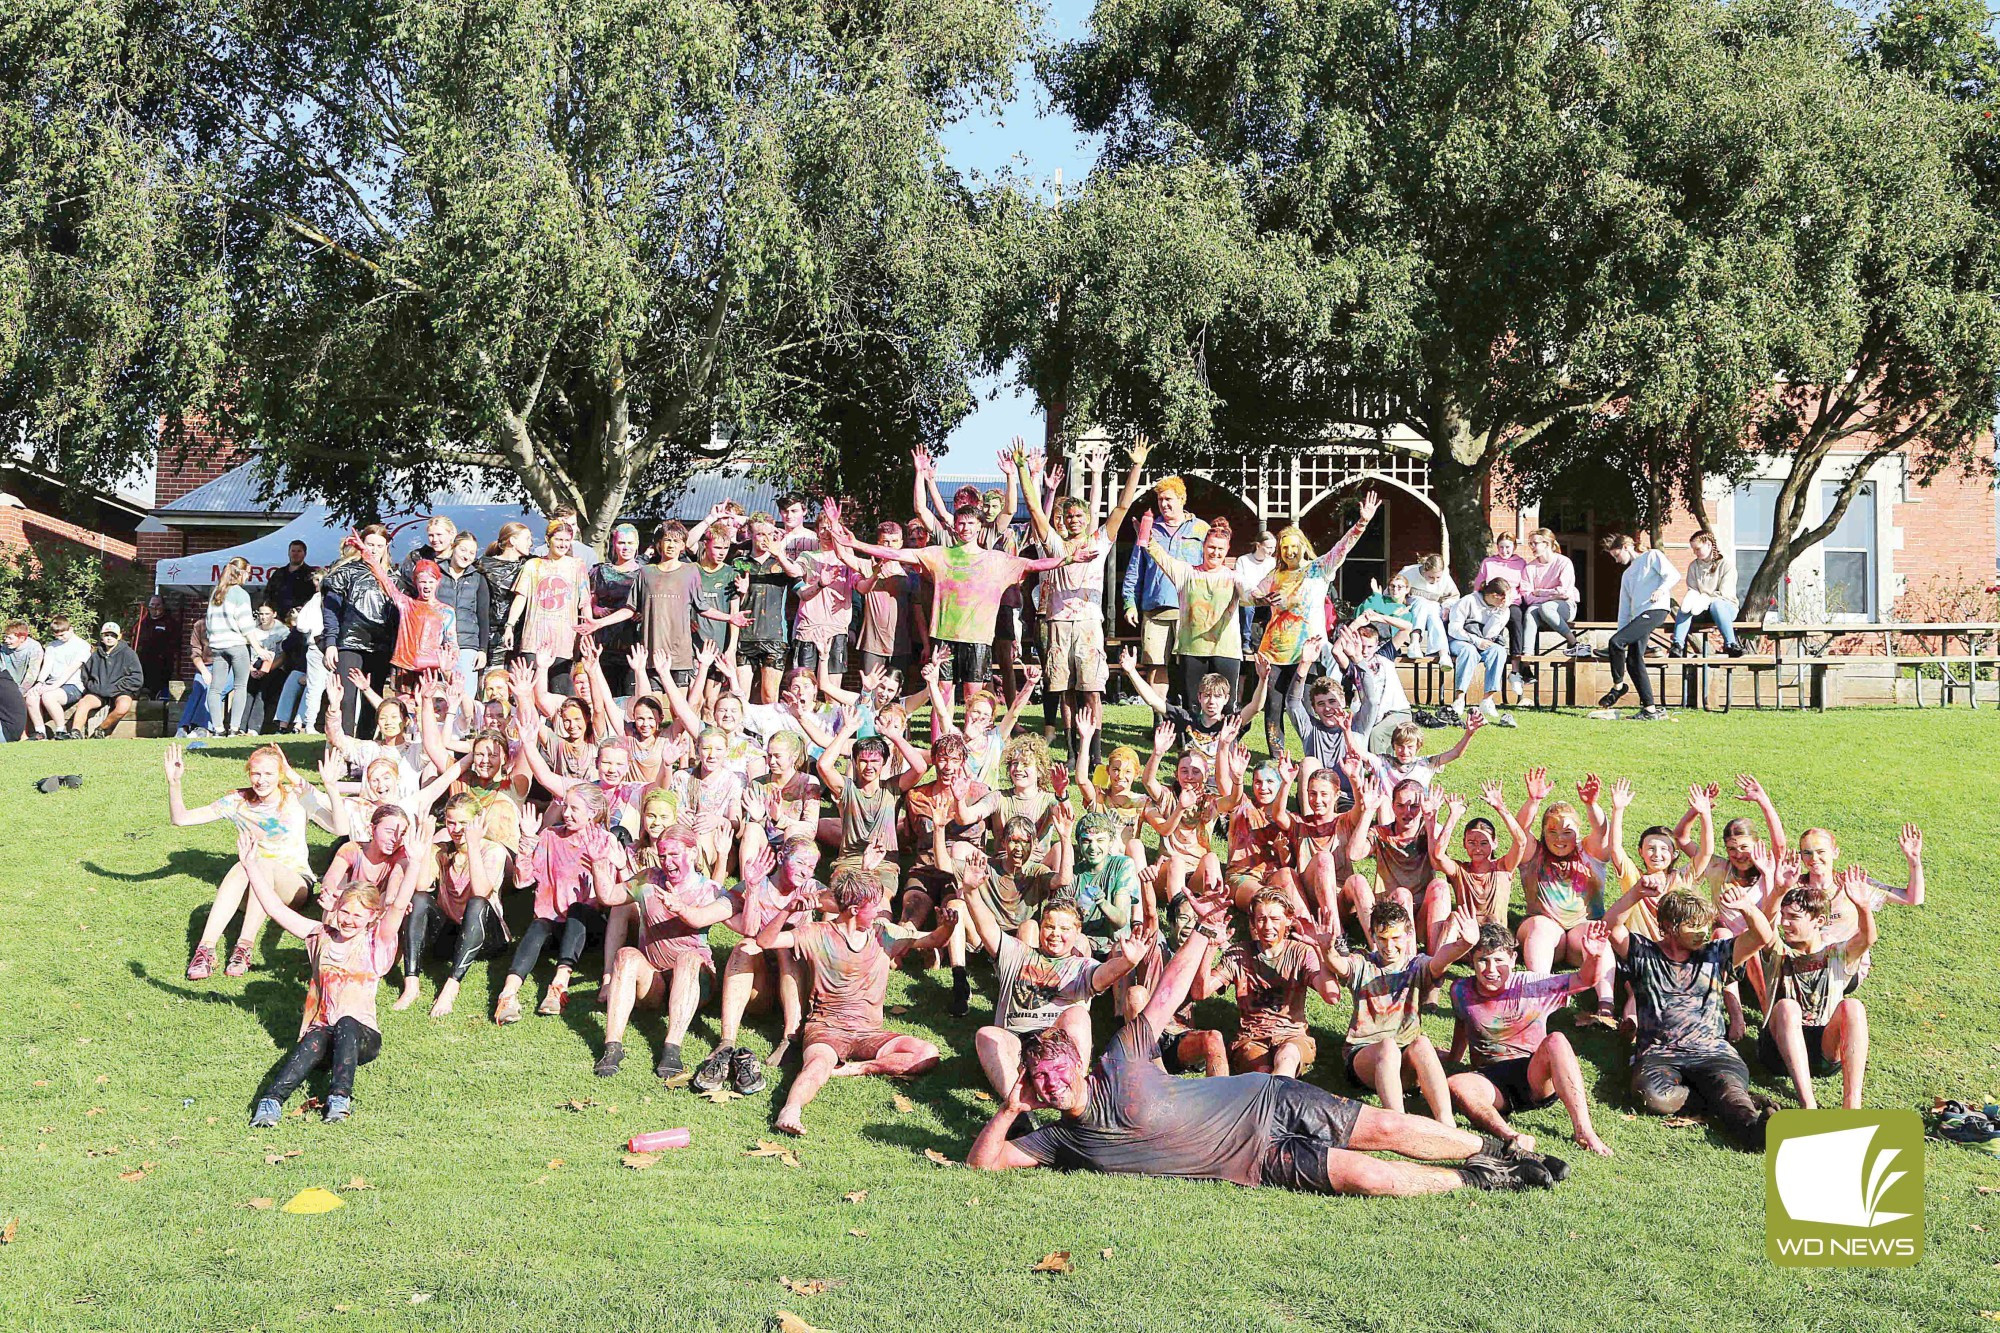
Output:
[281, 1187, 346, 1215]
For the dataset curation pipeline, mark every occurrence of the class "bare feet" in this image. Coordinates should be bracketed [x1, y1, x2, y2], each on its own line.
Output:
[430, 982, 458, 1018]
[1576, 1129, 1613, 1157]
[774, 1107, 806, 1137]
[765, 1037, 794, 1068]
[392, 979, 421, 1011]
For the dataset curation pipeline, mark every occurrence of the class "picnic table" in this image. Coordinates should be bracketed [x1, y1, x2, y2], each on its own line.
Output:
[1753, 621, 1999, 710]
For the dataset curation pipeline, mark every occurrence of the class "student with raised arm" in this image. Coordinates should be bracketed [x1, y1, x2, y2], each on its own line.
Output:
[1448, 922, 1615, 1157]
[1758, 868, 1877, 1110]
[1424, 780, 1531, 951]
[966, 912, 1568, 1194]
[241, 827, 413, 1128]
[1244, 493, 1382, 756]
[399, 794, 508, 1017]
[1116, 643, 1266, 767]
[1515, 768, 1619, 1027]
[1324, 902, 1479, 1124]
[1017, 438, 1148, 768]
[814, 708, 925, 903]
[1777, 823, 1924, 990]
[166, 743, 337, 981]
[1609, 882, 1775, 1148]
[1133, 507, 1262, 710]
[1196, 888, 1345, 1077]
[755, 864, 956, 1137]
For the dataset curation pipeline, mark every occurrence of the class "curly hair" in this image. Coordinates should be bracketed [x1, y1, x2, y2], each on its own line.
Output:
[1001, 733, 1049, 785]
[1076, 810, 1121, 845]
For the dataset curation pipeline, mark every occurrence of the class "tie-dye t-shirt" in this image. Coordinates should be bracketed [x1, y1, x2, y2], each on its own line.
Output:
[216, 787, 324, 878]
[299, 924, 398, 1036]
[1625, 935, 1735, 1060]
[1529, 853, 1611, 930]
[1344, 954, 1432, 1048]
[1451, 970, 1577, 1065]
[914, 542, 1035, 646]
[515, 556, 584, 660]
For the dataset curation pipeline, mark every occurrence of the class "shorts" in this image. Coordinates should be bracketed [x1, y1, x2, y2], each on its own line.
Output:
[59, 683, 83, 706]
[1756, 1022, 1842, 1078]
[642, 935, 717, 974]
[993, 605, 1019, 644]
[858, 650, 912, 681]
[938, 639, 992, 686]
[1232, 1031, 1316, 1075]
[1042, 618, 1108, 693]
[801, 1022, 900, 1063]
[1139, 608, 1179, 667]
[791, 636, 848, 676]
[1475, 1056, 1557, 1114]
[740, 637, 787, 670]
[1257, 1078, 1365, 1192]
[1340, 1038, 1413, 1091]
[1154, 1026, 1198, 1075]
[897, 864, 958, 917]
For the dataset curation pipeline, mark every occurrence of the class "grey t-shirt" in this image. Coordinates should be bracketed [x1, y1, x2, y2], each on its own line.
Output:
[1016, 1015, 1282, 1186]
[994, 934, 1095, 1036]
[633, 563, 700, 671]
[1626, 935, 1735, 1061]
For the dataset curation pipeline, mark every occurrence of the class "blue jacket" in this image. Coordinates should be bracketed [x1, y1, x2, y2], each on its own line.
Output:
[1121, 516, 1209, 614]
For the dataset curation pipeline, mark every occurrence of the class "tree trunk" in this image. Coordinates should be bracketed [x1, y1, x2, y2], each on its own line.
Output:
[1427, 404, 1491, 585]
[1739, 452, 1818, 617]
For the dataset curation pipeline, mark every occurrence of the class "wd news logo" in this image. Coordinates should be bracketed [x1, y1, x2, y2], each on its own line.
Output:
[1765, 1110, 1924, 1267]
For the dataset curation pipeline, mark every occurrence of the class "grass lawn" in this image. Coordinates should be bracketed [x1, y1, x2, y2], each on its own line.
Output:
[2, 706, 1998, 1331]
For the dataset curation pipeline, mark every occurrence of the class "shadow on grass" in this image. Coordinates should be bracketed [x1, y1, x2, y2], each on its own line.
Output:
[81, 848, 240, 885]
[129, 959, 308, 1056]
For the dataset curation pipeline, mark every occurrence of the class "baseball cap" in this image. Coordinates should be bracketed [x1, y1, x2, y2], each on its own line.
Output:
[99, 621, 120, 637]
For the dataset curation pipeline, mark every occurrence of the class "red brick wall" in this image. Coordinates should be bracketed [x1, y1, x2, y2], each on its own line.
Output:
[1892, 450, 1997, 596]
[0, 506, 139, 565]
[154, 421, 250, 507]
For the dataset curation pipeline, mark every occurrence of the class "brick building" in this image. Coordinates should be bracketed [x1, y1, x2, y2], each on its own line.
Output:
[0, 451, 146, 574]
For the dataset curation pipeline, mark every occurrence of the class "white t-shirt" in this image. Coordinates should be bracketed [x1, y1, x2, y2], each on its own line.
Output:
[36, 635, 91, 688]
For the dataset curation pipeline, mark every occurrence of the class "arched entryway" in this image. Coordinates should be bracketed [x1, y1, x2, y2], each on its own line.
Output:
[1296, 474, 1447, 605]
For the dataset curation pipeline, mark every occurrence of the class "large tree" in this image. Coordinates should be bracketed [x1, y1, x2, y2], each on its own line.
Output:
[1, 0, 1028, 541]
[1014, 0, 1997, 581]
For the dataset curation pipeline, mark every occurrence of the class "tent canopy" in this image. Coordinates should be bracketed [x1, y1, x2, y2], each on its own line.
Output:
[152, 504, 592, 590]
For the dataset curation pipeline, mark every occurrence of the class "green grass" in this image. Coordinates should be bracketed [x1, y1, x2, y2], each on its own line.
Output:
[3, 708, 1999, 1331]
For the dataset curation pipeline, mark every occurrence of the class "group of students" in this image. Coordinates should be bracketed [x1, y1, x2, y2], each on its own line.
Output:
[149, 458, 1927, 1198]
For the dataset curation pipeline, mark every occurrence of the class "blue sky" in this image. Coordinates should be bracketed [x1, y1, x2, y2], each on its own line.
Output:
[936, 3, 1099, 476]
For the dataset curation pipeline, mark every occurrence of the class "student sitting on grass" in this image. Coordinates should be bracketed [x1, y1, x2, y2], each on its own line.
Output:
[1758, 873, 1876, 1111]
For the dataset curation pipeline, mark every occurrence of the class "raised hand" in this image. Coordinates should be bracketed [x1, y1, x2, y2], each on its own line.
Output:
[516, 800, 543, 843]
[1609, 777, 1634, 811]
[1717, 881, 1757, 916]
[1581, 919, 1613, 955]
[1116, 924, 1158, 968]
[1478, 780, 1505, 810]
[162, 743, 185, 783]
[1118, 644, 1138, 677]
[235, 825, 259, 864]
[1522, 766, 1552, 802]
[1734, 773, 1767, 804]
[861, 838, 888, 876]
[1021, 663, 1044, 691]
[1899, 824, 1923, 861]
[1687, 782, 1713, 814]
[1152, 718, 1176, 757]
[1444, 903, 1476, 947]
[1127, 433, 1152, 467]
[742, 782, 769, 826]
[1357, 489, 1382, 523]
[1046, 462, 1064, 494]
[741, 841, 777, 888]
[345, 666, 369, 691]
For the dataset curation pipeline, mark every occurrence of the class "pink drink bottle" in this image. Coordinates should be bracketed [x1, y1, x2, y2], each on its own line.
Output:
[627, 1128, 692, 1152]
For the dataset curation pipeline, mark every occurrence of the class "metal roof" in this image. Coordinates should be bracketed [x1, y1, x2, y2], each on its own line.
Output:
[154, 459, 1012, 523]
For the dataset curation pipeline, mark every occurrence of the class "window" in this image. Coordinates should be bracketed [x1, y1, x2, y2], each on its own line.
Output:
[1819, 480, 1876, 618]
[1733, 480, 1784, 615]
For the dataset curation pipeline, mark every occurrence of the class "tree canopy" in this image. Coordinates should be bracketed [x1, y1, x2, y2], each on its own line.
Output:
[2, 0, 1032, 540]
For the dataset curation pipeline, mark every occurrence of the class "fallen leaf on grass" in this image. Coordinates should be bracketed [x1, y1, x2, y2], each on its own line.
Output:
[409, 1292, 432, 1305]
[85, 1146, 121, 1158]
[699, 1088, 744, 1104]
[1100, 1248, 1114, 1260]
[94, 1075, 108, 1086]
[892, 1095, 915, 1114]
[563, 1098, 598, 1113]
[772, 1313, 827, 1333]
[888, 1005, 909, 1016]
[622, 1153, 659, 1171]
[1031, 1251, 1073, 1274]
[340, 1176, 373, 1192]
[1974, 1223, 1989, 1233]
[84, 1107, 104, 1118]
[1, 1218, 16, 1244]
[972, 1091, 993, 1102]
[745, 1141, 791, 1158]
[1978, 1313, 2000, 1323]
[546, 1159, 565, 1171]
[239, 1198, 275, 1211]
[333, 1305, 351, 1314]
[31, 1080, 47, 1088]
[921, 1148, 953, 1167]
[264, 1150, 303, 1165]
[1620, 1113, 1638, 1121]
[777, 1277, 843, 1296]
[846, 1229, 867, 1238]
[964, 1197, 979, 1208]
[1662, 1116, 1703, 1128]
[118, 1169, 147, 1183]
[842, 1190, 867, 1204]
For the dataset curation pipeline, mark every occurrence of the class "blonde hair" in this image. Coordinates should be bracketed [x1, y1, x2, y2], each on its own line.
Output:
[1155, 476, 1188, 503]
[545, 517, 576, 541]
[210, 557, 251, 607]
[488, 521, 531, 558]
[243, 744, 305, 801]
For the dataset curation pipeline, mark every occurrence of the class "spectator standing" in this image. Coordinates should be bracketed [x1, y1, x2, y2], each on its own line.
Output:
[319, 527, 399, 734]
[264, 541, 318, 619]
[132, 596, 181, 699]
[1121, 476, 1209, 707]
[437, 531, 493, 697]
[586, 524, 643, 695]
[204, 558, 262, 736]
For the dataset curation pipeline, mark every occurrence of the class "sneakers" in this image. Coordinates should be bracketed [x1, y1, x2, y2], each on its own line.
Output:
[536, 982, 568, 1016]
[225, 942, 253, 977]
[656, 1042, 690, 1086]
[323, 1094, 352, 1123]
[494, 994, 523, 1025]
[950, 968, 971, 1017]
[690, 1045, 734, 1094]
[1565, 641, 1595, 658]
[249, 1097, 282, 1129]
[1504, 672, 1526, 696]
[1634, 706, 1670, 722]
[730, 1047, 768, 1096]
[187, 945, 218, 981]
[1596, 685, 1628, 710]
[1478, 702, 1517, 729]
[594, 1041, 626, 1078]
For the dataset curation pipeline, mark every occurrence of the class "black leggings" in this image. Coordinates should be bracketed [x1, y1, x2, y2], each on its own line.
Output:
[1606, 609, 1671, 707]
[263, 1017, 381, 1102]
[1179, 654, 1241, 711]
[1261, 662, 1304, 742]
[1632, 1049, 1767, 1150]
[336, 646, 392, 735]
[402, 893, 501, 983]
[506, 903, 607, 980]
